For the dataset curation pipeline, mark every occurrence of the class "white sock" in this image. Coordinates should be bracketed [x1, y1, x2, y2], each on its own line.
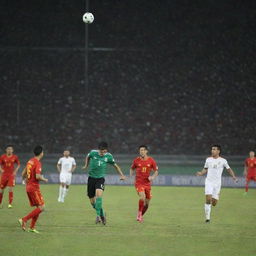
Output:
[58, 186, 63, 200]
[204, 203, 211, 220]
[63, 188, 69, 199]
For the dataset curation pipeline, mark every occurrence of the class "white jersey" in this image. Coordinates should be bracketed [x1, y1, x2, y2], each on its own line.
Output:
[204, 157, 230, 184]
[58, 156, 76, 174]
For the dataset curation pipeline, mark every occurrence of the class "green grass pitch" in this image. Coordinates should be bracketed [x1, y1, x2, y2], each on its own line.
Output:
[0, 185, 256, 256]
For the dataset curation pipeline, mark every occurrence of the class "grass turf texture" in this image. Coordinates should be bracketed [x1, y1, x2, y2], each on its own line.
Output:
[0, 185, 255, 256]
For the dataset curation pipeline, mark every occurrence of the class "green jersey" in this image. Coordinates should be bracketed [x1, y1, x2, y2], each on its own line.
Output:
[87, 150, 116, 178]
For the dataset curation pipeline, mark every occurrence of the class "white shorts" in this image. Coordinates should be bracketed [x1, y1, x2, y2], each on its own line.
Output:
[60, 173, 72, 185]
[205, 181, 221, 200]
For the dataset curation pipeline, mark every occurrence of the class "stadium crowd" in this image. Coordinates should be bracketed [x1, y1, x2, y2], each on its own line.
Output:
[0, 0, 255, 155]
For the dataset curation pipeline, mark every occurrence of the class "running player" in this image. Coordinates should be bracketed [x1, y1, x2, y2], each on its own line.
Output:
[244, 150, 256, 195]
[82, 142, 126, 225]
[196, 145, 238, 223]
[0, 145, 20, 208]
[130, 145, 158, 223]
[18, 145, 48, 233]
[57, 150, 76, 202]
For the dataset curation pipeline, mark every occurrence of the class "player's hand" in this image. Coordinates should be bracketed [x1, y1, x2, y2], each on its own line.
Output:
[233, 177, 238, 183]
[82, 166, 87, 170]
[44, 178, 48, 183]
[148, 176, 154, 182]
[120, 175, 126, 181]
[196, 171, 202, 176]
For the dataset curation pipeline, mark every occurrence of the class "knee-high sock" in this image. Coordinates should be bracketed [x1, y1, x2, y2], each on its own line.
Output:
[23, 208, 42, 222]
[204, 203, 211, 220]
[9, 192, 13, 204]
[138, 199, 144, 213]
[142, 204, 148, 215]
[95, 198, 103, 216]
[0, 192, 3, 204]
[63, 188, 69, 199]
[30, 214, 40, 229]
[245, 183, 249, 192]
[58, 186, 63, 200]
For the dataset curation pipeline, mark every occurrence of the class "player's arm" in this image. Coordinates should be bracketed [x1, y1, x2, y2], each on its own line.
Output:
[82, 156, 90, 170]
[71, 164, 76, 173]
[57, 163, 61, 173]
[226, 168, 238, 182]
[36, 173, 48, 182]
[130, 168, 135, 177]
[21, 167, 27, 179]
[113, 163, 126, 180]
[243, 164, 248, 177]
[149, 170, 159, 181]
[196, 168, 208, 176]
[14, 159, 21, 175]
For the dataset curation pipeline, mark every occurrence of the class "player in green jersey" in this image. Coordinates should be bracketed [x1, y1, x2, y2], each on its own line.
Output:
[82, 142, 126, 225]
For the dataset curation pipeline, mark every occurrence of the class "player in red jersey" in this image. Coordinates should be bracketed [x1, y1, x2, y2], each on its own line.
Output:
[0, 145, 20, 208]
[18, 145, 48, 233]
[244, 150, 256, 195]
[130, 145, 158, 222]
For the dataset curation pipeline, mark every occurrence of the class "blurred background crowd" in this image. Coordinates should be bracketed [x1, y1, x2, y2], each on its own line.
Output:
[0, 0, 255, 155]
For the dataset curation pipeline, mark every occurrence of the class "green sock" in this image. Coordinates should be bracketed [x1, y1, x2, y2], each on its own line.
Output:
[95, 198, 103, 216]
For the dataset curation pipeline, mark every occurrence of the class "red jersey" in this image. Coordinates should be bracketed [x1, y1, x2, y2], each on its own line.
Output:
[0, 154, 20, 175]
[131, 157, 158, 186]
[245, 157, 256, 175]
[26, 157, 42, 192]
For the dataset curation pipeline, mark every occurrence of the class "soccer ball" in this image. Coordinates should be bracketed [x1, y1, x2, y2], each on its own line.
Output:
[82, 12, 94, 24]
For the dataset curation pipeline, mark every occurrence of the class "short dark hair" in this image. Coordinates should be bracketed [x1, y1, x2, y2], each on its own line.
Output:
[139, 145, 148, 150]
[6, 144, 14, 149]
[34, 145, 43, 156]
[212, 144, 221, 154]
[98, 142, 108, 150]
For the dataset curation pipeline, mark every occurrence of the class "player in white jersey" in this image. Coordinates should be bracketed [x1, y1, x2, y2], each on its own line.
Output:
[57, 150, 76, 202]
[196, 145, 237, 223]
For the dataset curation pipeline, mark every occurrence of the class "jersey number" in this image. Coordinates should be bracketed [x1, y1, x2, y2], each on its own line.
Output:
[142, 167, 147, 173]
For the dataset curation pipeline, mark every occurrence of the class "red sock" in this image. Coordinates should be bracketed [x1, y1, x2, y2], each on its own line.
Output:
[30, 214, 39, 229]
[138, 199, 144, 212]
[23, 208, 42, 222]
[9, 192, 13, 204]
[245, 183, 249, 192]
[0, 193, 3, 204]
[142, 204, 148, 215]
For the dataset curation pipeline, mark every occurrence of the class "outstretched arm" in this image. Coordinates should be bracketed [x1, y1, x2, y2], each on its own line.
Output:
[113, 163, 126, 180]
[196, 168, 208, 176]
[36, 173, 48, 182]
[149, 170, 159, 182]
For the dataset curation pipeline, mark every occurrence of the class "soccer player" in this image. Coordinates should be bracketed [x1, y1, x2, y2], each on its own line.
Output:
[244, 150, 256, 194]
[57, 150, 76, 202]
[0, 145, 20, 208]
[18, 145, 48, 233]
[82, 142, 126, 225]
[130, 145, 158, 223]
[196, 145, 238, 223]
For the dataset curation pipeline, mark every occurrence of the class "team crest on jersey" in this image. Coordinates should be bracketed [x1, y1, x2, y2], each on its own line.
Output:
[104, 157, 108, 162]
[147, 164, 150, 167]
[138, 164, 141, 166]
[94, 157, 97, 159]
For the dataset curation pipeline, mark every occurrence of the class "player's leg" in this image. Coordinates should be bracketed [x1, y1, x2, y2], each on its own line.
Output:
[63, 174, 71, 201]
[95, 178, 106, 224]
[142, 187, 152, 216]
[244, 176, 250, 194]
[29, 204, 45, 232]
[87, 177, 96, 209]
[7, 176, 15, 208]
[58, 173, 65, 202]
[0, 177, 8, 207]
[212, 184, 220, 207]
[19, 191, 45, 232]
[136, 187, 146, 222]
[204, 181, 214, 222]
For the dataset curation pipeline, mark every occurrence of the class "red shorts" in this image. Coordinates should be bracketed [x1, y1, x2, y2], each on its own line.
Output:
[27, 190, 44, 207]
[0, 174, 15, 189]
[247, 173, 256, 182]
[135, 184, 152, 199]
